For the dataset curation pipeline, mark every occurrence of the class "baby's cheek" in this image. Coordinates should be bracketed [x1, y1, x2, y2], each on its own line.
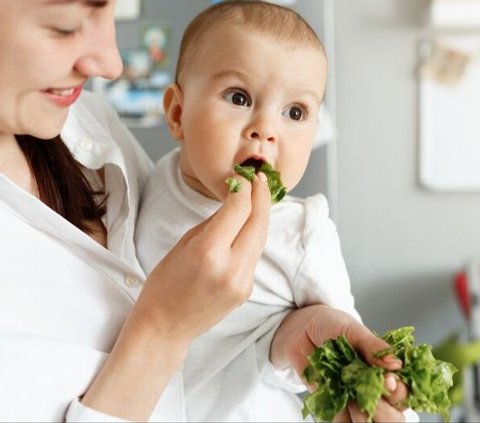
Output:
[281, 168, 303, 193]
[218, 182, 231, 202]
[288, 154, 312, 190]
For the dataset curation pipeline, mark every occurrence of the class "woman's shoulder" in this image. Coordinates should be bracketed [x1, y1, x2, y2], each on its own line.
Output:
[64, 90, 152, 175]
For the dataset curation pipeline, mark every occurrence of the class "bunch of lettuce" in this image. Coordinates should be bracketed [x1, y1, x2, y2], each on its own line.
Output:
[302, 326, 457, 422]
[225, 162, 287, 203]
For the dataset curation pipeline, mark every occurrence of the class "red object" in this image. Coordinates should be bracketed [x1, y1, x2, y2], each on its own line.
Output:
[455, 271, 471, 319]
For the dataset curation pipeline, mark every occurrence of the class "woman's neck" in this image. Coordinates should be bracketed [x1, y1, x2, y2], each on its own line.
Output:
[0, 133, 38, 196]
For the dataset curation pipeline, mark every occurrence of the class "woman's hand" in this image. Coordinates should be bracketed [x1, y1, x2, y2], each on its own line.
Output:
[133, 173, 271, 342]
[270, 305, 409, 422]
[82, 174, 271, 420]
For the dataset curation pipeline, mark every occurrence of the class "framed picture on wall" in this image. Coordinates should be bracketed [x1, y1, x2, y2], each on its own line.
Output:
[419, 36, 480, 191]
[115, 0, 141, 21]
[141, 22, 172, 69]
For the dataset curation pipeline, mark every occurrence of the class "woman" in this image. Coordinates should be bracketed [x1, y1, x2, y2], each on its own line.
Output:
[0, 1, 410, 421]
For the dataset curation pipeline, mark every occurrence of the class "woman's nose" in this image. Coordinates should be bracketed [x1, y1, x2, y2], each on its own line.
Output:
[74, 22, 123, 80]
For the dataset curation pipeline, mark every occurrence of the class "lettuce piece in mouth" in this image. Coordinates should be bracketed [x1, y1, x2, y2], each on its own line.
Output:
[225, 162, 287, 204]
[302, 326, 457, 422]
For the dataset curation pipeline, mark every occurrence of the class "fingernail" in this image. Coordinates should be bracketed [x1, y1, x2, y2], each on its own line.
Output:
[383, 355, 402, 366]
[385, 374, 397, 393]
[258, 172, 268, 184]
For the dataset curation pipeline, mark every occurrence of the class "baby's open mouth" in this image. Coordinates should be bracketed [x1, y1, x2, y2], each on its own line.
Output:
[239, 158, 265, 173]
[227, 158, 287, 204]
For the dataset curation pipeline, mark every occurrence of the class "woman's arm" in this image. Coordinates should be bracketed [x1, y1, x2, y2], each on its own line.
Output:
[81, 174, 271, 421]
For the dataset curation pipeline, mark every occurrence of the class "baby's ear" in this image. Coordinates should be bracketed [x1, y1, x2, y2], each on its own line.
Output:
[163, 83, 184, 140]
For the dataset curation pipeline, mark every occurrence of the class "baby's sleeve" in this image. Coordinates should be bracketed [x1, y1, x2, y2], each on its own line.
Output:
[293, 194, 361, 322]
[262, 194, 361, 393]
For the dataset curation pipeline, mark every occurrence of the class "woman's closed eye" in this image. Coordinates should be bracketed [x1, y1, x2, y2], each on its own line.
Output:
[223, 89, 251, 107]
[50, 26, 82, 37]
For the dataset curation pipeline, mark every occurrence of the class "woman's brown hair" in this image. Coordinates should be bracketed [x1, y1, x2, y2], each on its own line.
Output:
[15, 134, 106, 233]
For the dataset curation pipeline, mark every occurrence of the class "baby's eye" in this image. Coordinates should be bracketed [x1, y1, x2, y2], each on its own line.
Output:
[224, 90, 251, 107]
[283, 105, 306, 121]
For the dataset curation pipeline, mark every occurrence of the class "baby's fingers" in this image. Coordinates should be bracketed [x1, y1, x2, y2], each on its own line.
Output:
[384, 373, 409, 408]
[344, 325, 402, 371]
[373, 398, 405, 422]
[346, 398, 405, 423]
[333, 407, 352, 422]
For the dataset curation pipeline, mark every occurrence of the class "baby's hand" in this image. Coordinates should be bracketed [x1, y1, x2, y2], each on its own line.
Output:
[270, 305, 409, 422]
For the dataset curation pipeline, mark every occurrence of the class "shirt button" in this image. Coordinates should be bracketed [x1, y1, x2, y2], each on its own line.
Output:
[79, 138, 93, 151]
[125, 274, 140, 288]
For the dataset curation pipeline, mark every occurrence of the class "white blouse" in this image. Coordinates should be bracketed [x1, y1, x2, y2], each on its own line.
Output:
[0, 91, 419, 423]
[0, 91, 183, 422]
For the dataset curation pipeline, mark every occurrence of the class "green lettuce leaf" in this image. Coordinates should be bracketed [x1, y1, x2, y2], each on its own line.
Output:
[225, 177, 242, 193]
[302, 326, 457, 422]
[225, 162, 288, 203]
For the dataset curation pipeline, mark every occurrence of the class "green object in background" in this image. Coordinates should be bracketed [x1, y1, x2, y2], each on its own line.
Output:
[225, 162, 288, 203]
[302, 326, 457, 422]
[433, 333, 480, 406]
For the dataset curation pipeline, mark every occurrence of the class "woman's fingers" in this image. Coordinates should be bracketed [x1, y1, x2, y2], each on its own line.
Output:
[200, 174, 266, 246]
[231, 174, 271, 260]
[140, 173, 270, 338]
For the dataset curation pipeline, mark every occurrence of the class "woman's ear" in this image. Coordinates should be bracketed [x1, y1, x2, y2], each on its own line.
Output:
[163, 83, 184, 140]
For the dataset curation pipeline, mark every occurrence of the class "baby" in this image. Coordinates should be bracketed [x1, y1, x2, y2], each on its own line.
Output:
[136, 1, 360, 421]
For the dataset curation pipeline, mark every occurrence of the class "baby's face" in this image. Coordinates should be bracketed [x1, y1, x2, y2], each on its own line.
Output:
[177, 27, 327, 201]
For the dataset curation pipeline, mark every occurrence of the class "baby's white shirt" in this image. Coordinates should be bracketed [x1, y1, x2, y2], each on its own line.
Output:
[136, 148, 360, 422]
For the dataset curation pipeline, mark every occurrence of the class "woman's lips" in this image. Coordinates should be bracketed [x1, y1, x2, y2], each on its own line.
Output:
[41, 85, 83, 107]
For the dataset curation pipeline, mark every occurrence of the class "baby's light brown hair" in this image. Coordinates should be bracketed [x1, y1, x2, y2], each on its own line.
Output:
[175, 0, 325, 85]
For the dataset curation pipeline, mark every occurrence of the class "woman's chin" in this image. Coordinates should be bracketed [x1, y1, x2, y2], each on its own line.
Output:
[27, 122, 65, 140]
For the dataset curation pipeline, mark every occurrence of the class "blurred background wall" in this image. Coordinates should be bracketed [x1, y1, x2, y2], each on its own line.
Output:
[109, 0, 479, 363]
[103, 1, 480, 420]
[333, 0, 479, 348]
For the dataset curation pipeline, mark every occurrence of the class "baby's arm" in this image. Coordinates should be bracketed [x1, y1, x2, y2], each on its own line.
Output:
[293, 194, 359, 318]
[270, 305, 415, 422]
[268, 195, 416, 421]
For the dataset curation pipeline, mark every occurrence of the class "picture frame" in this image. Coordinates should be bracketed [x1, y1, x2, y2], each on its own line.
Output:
[115, 0, 141, 21]
[141, 22, 171, 69]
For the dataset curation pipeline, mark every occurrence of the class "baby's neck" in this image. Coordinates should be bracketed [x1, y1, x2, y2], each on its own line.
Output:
[180, 170, 219, 201]
[178, 149, 221, 201]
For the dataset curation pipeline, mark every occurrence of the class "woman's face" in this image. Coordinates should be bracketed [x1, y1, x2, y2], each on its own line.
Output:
[0, 0, 122, 140]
